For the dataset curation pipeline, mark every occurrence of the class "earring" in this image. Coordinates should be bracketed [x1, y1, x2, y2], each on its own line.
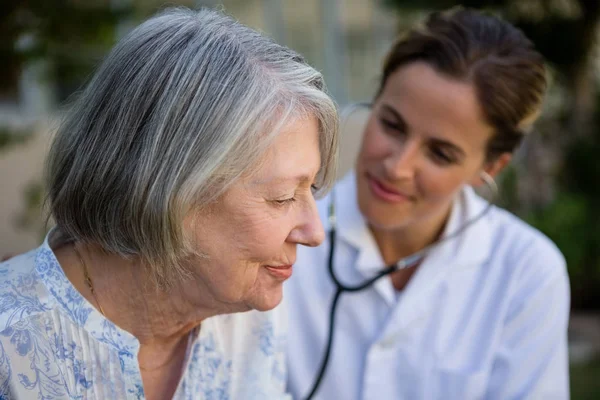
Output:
[479, 171, 499, 199]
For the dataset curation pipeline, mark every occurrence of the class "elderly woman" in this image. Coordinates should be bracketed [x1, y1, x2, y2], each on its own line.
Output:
[0, 7, 337, 399]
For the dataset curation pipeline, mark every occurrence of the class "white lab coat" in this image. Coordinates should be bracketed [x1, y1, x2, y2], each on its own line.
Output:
[285, 171, 570, 400]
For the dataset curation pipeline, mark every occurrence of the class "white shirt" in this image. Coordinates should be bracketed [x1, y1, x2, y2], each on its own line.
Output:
[285, 171, 570, 400]
[0, 230, 289, 399]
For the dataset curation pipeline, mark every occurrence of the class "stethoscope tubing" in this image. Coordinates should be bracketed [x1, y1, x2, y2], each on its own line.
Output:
[304, 174, 498, 400]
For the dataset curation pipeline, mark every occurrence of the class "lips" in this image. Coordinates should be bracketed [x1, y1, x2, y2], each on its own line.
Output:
[264, 264, 293, 280]
[366, 173, 414, 204]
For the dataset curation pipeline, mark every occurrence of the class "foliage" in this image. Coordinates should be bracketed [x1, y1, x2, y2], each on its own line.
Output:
[0, 0, 131, 102]
[496, 165, 519, 211]
[0, 126, 33, 151]
[570, 356, 600, 399]
[525, 130, 600, 308]
[0, 1, 131, 246]
[14, 181, 47, 241]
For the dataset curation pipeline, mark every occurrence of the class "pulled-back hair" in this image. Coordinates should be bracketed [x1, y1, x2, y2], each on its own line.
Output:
[379, 8, 547, 160]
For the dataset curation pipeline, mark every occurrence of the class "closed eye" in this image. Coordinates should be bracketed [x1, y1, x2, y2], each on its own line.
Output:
[427, 138, 464, 166]
[379, 118, 407, 137]
[274, 197, 295, 206]
[273, 184, 320, 207]
[379, 104, 408, 137]
[428, 146, 455, 165]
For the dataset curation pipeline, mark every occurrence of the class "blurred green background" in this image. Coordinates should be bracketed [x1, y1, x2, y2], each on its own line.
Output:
[1, 1, 599, 397]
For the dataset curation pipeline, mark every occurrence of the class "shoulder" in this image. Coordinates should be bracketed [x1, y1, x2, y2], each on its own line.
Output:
[461, 186, 565, 277]
[484, 205, 569, 314]
[457, 192, 570, 336]
[0, 249, 37, 283]
[488, 205, 566, 274]
[0, 247, 56, 396]
[0, 248, 50, 331]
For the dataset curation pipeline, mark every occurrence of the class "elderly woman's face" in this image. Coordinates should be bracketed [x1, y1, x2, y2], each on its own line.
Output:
[187, 116, 324, 312]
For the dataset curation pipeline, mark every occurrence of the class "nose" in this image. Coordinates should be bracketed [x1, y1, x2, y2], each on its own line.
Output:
[288, 199, 325, 247]
[383, 139, 419, 180]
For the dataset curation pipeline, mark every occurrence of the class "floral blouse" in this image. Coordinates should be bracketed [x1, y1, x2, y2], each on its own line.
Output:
[0, 231, 289, 399]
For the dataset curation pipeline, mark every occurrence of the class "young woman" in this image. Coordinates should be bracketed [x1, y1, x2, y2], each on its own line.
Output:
[286, 8, 569, 400]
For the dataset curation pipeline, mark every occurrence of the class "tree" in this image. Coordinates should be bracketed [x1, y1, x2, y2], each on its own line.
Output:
[0, 0, 131, 103]
[0, 1, 132, 245]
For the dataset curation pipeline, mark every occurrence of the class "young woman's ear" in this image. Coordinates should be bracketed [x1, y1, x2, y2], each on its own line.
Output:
[470, 153, 512, 187]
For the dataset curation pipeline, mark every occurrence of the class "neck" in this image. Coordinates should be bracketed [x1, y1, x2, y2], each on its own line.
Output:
[58, 243, 218, 348]
[370, 202, 453, 266]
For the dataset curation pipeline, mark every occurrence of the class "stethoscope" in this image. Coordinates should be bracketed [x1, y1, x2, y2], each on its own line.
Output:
[304, 104, 500, 399]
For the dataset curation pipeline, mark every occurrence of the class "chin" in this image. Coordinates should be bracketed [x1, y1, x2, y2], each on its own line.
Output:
[247, 286, 284, 312]
[367, 214, 409, 231]
[358, 195, 410, 231]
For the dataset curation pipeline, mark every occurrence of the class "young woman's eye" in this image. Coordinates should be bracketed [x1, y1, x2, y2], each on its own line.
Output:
[379, 118, 406, 137]
[429, 147, 455, 165]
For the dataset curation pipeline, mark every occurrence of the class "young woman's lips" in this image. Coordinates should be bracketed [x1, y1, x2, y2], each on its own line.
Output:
[264, 264, 293, 280]
[367, 174, 413, 204]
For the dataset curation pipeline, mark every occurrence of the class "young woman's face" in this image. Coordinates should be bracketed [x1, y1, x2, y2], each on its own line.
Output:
[356, 62, 496, 232]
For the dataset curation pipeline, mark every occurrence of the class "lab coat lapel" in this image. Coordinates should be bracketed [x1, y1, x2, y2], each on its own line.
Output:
[335, 172, 398, 305]
[382, 187, 494, 334]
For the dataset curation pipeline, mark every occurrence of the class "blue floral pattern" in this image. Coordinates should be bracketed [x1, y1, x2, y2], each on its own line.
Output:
[0, 232, 290, 399]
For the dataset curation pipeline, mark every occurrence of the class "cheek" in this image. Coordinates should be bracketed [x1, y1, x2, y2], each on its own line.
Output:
[244, 225, 287, 260]
[358, 120, 391, 166]
[231, 210, 293, 263]
[416, 166, 473, 203]
[184, 209, 268, 273]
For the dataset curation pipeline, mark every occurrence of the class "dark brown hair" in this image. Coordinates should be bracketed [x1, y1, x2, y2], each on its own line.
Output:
[378, 8, 548, 160]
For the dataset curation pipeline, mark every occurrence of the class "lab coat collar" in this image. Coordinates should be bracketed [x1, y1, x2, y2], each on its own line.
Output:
[445, 185, 494, 268]
[387, 188, 494, 333]
[335, 171, 386, 273]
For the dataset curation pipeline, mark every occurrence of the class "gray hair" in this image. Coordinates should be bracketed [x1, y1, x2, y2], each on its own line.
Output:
[46, 7, 338, 286]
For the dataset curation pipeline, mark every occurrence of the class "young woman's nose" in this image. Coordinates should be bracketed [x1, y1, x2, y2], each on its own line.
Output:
[383, 140, 420, 180]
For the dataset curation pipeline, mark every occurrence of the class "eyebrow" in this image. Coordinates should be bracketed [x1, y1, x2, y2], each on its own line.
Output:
[380, 103, 467, 159]
[250, 174, 314, 186]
